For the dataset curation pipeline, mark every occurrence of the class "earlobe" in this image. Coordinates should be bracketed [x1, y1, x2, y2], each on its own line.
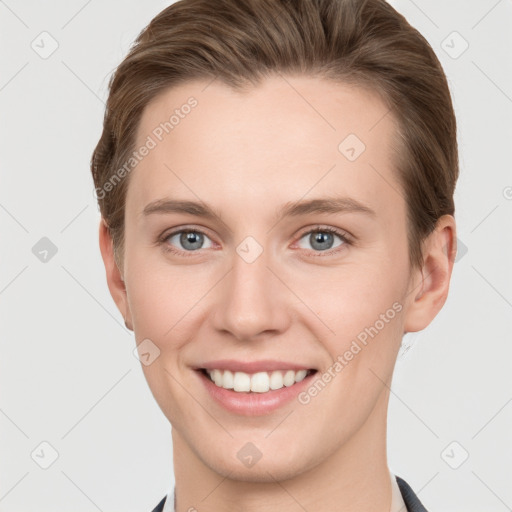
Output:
[403, 215, 457, 333]
[98, 219, 133, 330]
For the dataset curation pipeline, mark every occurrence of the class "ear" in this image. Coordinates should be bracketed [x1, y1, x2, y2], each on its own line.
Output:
[98, 219, 133, 330]
[403, 214, 457, 333]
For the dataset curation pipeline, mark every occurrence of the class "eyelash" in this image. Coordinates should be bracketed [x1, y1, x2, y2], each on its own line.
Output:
[157, 225, 352, 257]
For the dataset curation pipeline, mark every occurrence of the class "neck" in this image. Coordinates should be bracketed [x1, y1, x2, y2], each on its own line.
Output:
[172, 387, 392, 512]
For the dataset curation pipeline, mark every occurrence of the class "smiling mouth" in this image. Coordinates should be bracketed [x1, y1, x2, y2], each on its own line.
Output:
[199, 368, 317, 393]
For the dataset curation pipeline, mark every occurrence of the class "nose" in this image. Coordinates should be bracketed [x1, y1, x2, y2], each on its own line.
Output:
[212, 245, 291, 341]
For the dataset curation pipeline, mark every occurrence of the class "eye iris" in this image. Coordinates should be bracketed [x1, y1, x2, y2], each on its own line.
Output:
[310, 231, 334, 251]
[180, 231, 203, 250]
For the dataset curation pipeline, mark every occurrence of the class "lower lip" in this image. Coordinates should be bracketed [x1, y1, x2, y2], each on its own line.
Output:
[196, 369, 317, 416]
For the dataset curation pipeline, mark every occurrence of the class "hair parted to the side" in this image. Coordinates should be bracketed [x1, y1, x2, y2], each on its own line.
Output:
[91, 0, 458, 271]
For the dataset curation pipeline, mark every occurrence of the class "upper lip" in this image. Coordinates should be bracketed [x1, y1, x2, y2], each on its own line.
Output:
[195, 359, 315, 373]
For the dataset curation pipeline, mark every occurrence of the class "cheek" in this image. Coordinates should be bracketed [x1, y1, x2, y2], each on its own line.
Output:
[292, 250, 408, 376]
[298, 261, 405, 331]
[294, 265, 406, 429]
[124, 247, 208, 341]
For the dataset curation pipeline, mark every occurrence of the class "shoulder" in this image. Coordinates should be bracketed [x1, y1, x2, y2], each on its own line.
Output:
[396, 475, 429, 512]
[150, 495, 166, 512]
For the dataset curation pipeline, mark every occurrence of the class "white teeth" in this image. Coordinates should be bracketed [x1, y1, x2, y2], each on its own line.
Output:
[233, 372, 251, 392]
[283, 370, 296, 387]
[250, 372, 269, 392]
[269, 371, 283, 390]
[223, 370, 234, 389]
[212, 369, 223, 387]
[205, 368, 310, 393]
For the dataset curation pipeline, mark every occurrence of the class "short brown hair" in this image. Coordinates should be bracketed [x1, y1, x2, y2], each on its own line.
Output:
[91, 0, 458, 270]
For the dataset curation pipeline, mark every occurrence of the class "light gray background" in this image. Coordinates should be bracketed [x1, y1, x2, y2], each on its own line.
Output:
[1, 1, 511, 511]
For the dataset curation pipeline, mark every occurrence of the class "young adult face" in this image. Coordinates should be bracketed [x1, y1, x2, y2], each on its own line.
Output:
[100, 76, 454, 488]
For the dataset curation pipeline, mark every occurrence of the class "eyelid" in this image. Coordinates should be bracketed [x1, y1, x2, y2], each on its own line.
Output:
[295, 225, 353, 242]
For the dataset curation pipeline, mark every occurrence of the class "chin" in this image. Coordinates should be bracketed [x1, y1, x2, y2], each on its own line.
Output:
[204, 449, 315, 484]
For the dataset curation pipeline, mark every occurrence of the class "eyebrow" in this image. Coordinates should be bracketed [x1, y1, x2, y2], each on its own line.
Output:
[141, 196, 376, 223]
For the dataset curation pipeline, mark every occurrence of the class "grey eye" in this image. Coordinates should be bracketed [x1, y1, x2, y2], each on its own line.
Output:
[297, 230, 345, 252]
[167, 230, 213, 251]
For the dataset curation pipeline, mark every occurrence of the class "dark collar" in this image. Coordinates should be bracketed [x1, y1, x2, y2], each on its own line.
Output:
[396, 475, 429, 511]
[151, 495, 166, 512]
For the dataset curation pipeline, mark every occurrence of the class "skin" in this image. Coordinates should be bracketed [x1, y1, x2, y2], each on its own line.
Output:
[99, 75, 456, 512]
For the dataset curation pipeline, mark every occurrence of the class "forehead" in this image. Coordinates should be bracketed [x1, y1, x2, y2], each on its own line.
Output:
[129, 75, 402, 222]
